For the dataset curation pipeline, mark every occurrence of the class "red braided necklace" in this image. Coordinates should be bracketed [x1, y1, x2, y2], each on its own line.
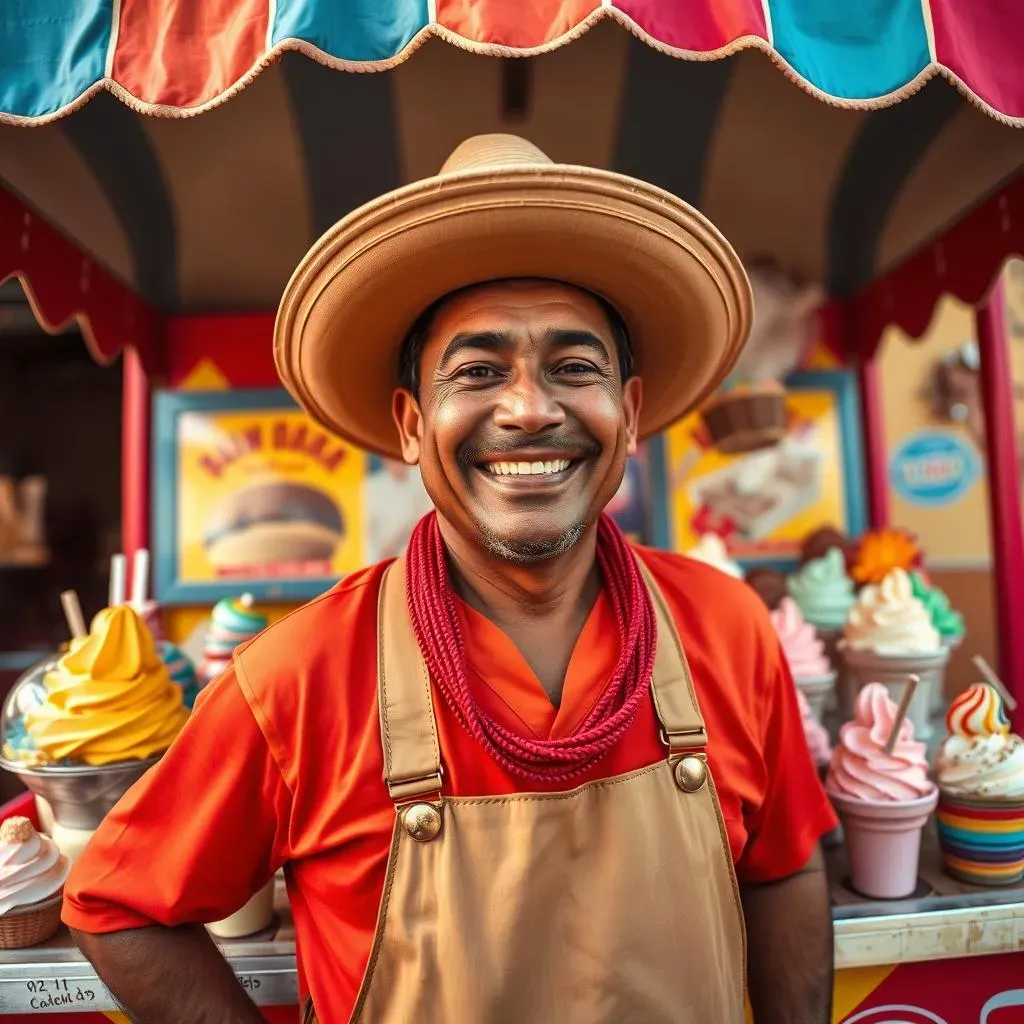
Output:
[404, 511, 657, 782]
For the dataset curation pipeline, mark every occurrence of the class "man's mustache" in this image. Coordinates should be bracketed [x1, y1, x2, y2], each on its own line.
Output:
[457, 432, 601, 469]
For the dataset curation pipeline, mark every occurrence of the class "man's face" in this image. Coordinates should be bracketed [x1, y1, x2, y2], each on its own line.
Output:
[393, 280, 642, 564]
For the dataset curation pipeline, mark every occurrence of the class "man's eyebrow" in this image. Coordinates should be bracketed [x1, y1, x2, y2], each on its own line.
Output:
[437, 330, 514, 371]
[438, 328, 613, 372]
[547, 329, 613, 361]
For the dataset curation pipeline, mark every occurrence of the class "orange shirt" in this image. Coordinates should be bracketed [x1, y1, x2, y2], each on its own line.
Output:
[64, 547, 836, 1018]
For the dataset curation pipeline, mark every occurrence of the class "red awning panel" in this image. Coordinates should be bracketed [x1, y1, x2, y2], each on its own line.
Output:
[0, 187, 158, 368]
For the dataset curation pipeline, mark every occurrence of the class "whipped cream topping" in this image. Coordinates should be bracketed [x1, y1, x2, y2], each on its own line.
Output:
[937, 684, 1024, 799]
[0, 817, 68, 915]
[685, 534, 743, 579]
[771, 597, 832, 679]
[843, 567, 940, 655]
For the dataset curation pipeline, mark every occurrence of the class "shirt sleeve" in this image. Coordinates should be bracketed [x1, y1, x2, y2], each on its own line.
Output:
[735, 637, 838, 885]
[62, 665, 292, 933]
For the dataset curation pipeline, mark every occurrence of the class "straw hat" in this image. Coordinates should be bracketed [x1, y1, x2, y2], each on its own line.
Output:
[275, 134, 752, 459]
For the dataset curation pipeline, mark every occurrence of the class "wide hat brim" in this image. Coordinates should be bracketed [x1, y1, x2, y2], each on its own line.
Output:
[275, 160, 752, 459]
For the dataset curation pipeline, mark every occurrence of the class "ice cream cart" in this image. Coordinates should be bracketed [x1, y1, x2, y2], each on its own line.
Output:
[0, 2, 1023, 1020]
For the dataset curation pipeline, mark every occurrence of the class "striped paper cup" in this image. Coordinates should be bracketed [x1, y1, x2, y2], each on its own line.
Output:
[936, 792, 1024, 886]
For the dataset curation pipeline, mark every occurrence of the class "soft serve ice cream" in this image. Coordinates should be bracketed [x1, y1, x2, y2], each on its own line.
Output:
[786, 547, 854, 631]
[827, 683, 934, 803]
[0, 816, 68, 915]
[24, 605, 188, 766]
[937, 685, 1024, 800]
[909, 571, 965, 645]
[771, 598, 831, 679]
[201, 594, 268, 683]
[936, 684, 1024, 885]
[843, 568, 940, 655]
[684, 534, 742, 579]
[826, 682, 937, 898]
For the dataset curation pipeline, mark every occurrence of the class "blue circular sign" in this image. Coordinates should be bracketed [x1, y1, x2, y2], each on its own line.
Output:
[889, 431, 980, 507]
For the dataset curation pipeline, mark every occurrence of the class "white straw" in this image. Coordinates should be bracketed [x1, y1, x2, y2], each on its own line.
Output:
[973, 655, 1018, 711]
[109, 553, 127, 607]
[131, 549, 150, 608]
[884, 675, 919, 756]
[60, 590, 87, 639]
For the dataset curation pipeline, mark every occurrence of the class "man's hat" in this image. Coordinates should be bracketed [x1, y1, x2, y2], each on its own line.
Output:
[275, 134, 752, 459]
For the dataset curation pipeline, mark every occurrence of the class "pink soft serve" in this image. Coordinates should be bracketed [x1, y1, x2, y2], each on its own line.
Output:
[826, 682, 933, 802]
[771, 597, 831, 678]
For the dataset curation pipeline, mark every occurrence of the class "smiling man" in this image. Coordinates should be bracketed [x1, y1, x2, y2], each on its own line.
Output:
[65, 136, 836, 1024]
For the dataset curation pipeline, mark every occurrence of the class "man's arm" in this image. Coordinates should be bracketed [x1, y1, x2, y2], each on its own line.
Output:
[71, 925, 264, 1024]
[741, 846, 833, 1024]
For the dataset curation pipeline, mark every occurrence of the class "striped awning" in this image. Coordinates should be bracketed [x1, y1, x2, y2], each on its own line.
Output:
[0, 2, 1022, 363]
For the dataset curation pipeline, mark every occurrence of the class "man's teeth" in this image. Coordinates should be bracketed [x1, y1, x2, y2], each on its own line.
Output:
[485, 459, 572, 476]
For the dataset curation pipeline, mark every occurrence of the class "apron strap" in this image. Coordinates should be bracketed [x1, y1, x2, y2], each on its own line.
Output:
[377, 558, 444, 803]
[637, 559, 709, 755]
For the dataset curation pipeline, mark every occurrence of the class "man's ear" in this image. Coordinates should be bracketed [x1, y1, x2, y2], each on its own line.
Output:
[622, 376, 643, 456]
[392, 388, 422, 464]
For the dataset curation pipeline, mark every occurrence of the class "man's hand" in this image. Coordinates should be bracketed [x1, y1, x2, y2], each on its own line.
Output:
[71, 924, 266, 1024]
[740, 846, 833, 1024]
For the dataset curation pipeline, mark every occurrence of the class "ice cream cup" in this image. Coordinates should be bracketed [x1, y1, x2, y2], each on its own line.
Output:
[936, 792, 1024, 886]
[207, 879, 276, 939]
[0, 757, 160, 831]
[795, 672, 836, 720]
[930, 634, 963, 714]
[841, 647, 949, 739]
[829, 787, 938, 899]
[0, 890, 64, 950]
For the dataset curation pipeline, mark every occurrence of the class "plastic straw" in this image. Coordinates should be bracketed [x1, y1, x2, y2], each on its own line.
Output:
[972, 655, 1019, 711]
[109, 554, 127, 607]
[131, 549, 150, 608]
[60, 590, 87, 639]
[884, 675, 919, 756]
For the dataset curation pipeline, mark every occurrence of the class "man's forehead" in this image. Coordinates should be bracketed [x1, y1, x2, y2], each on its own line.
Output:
[426, 279, 611, 337]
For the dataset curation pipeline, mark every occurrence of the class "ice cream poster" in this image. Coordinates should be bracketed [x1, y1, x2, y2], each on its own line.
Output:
[662, 373, 865, 562]
[153, 390, 368, 603]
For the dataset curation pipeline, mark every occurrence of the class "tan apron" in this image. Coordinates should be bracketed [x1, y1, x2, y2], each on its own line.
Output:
[305, 560, 746, 1023]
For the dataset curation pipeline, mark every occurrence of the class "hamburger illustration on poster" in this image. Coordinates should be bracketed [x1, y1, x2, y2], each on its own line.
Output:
[175, 402, 365, 585]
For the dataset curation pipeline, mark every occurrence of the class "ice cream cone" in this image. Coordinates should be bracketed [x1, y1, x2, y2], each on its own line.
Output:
[842, 647, 949, 739]
[829, 788, 937, 898]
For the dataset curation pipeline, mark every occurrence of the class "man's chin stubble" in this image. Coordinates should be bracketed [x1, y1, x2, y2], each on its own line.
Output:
[479, 521, 586, 566]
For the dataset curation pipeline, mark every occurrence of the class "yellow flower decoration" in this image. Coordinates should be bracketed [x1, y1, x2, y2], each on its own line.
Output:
[851, 528, 921, 584]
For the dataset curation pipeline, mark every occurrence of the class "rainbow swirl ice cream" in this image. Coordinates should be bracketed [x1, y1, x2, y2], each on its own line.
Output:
[771, 597, 831, 679]
[201, 594, 268, 682]
[0, 817, 68, 915]
[22, 605, 188, 766]
[786, 547, 855, 630]
[937, 685, 1024, 800]
[157, 642, 200, 710]
[684, 534, 742, 579]
[909, 571, 965, 643]
[843, 568, 940, 655]
[826, 683, 933, 802]
[936, 684, 1024, 885]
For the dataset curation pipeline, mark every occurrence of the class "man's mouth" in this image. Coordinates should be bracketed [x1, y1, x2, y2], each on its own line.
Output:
[483, 459, 572, 477]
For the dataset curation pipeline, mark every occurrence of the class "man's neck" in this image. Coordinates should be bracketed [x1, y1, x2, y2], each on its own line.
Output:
[436, 517, 602, 705]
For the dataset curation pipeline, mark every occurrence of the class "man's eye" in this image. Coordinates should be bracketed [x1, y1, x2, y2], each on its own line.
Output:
[556, 362, 597, 375]
[460, 365, 498, 379]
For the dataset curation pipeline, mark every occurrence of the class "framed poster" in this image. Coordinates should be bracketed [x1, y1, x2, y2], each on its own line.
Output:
[153, 389, 374, 603]
[652, 371, 866, 566]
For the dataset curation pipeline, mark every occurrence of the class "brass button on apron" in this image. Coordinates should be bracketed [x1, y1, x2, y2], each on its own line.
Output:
[401, 802, 443, 841]
[673, 755, 707, 793]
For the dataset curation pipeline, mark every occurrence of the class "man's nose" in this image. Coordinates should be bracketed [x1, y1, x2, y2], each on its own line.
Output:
[493, 371, 567, 434]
